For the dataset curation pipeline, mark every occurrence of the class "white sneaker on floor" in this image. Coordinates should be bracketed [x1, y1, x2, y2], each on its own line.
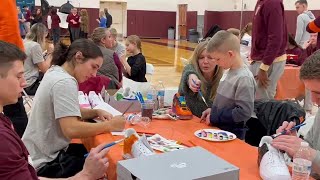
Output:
[78, 91, 91, 109]
[258, 136, 291, 180]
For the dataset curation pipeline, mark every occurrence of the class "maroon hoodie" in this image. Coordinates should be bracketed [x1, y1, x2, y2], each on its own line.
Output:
[66, 13, 80, 28]
[251, 0, 288, 65]
[306, 16, 320, 50]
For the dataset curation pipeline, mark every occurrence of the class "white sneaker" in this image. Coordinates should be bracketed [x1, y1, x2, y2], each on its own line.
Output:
[258, 136, 291, 180]
[78, 91, 91, 109]
[88, 91, 103, 108]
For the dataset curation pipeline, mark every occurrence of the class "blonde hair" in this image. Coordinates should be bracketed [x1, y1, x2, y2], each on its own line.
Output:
[99, 11, 105, 18]
[110, 28, 117, 38]
[190, 41, 223, 100]
[126, 35, 142, 52]
[26, 23, 48, 50]
[207, 30, 240, 53]
[240, 22, 252, 40]
[91, 27, 108, 44]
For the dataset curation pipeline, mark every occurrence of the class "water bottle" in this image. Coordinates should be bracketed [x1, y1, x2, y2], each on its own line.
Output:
[157, 81, 165, 109]
[125, 114, 150, 127]
[147, 85, 158, 110]
[292, 142, 312, 180]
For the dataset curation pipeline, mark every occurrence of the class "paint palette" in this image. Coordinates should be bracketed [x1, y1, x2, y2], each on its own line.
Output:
[194, 129, 237, 142]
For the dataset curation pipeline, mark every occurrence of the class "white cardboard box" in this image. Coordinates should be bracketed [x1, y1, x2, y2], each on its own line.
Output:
[117, 147, 239, 180]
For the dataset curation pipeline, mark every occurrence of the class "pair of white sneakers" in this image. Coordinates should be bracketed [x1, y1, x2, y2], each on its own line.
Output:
[78, 91, 104, 109]
[258, 136, 291, 180]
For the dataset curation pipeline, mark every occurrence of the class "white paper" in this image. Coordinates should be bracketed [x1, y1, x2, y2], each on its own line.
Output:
[94, 102, 122, 116]
[93, 102, 122, 122]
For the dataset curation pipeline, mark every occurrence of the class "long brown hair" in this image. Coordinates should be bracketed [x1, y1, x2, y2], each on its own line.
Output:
[240, 22, 252, 40]
[190, 41, 223, 100]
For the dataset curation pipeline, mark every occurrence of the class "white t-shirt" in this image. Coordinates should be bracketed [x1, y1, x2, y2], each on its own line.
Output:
[240, 33, 252, 66]
[22, 66, 81, 170]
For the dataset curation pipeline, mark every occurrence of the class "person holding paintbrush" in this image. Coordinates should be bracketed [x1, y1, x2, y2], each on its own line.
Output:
[178, 41, 223, 117]
[272, 51, 320, 179]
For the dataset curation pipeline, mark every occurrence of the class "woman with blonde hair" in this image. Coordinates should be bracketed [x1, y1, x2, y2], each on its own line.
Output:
[178, 41, 223, 117]
[80, 9, 89, 38]
[23, 23, 53, 95]
[96, 11, 107, 28]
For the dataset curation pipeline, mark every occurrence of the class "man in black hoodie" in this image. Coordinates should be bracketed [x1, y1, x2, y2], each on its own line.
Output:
[104, 8, 113, 28]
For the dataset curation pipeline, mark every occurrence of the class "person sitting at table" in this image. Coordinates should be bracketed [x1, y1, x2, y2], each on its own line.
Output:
[286, 34, 304, 66]
[122, 35, 147, 82]
[178, 41, 223, 117]
[23, 23, 53, 95]
[306, 16, 320, 50]
[0, 40, 111, 180]
[201, 31, 256, 140]
[303, 33, 318, 57]
[22, 39, 126, 178]
[91, 27, 121, 86]
[272, 50, 320, 179]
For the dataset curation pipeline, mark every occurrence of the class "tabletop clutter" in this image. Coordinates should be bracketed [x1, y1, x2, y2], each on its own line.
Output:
[77, 84, 305, 180]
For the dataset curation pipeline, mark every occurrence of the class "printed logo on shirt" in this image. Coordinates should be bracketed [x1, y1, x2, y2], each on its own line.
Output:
[240, 40, 249, 46]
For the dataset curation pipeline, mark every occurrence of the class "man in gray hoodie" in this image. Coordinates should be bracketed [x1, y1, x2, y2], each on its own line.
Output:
[295, 0, 315, 46]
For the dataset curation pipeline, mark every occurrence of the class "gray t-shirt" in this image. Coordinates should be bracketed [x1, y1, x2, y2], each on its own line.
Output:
[305, 109, 320, 178]
[23, 40, 44, 87]
[111, 42, 126, 58]
[22, 66, 81, 170]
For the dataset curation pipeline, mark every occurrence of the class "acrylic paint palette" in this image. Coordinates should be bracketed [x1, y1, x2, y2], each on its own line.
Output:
[194, 129, 237, 142]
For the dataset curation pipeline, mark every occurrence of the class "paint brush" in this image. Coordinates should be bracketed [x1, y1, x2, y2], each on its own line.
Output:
[84, 139, 124, 157]
[271, 122, 306, 139]
[192, 79, 209, 107]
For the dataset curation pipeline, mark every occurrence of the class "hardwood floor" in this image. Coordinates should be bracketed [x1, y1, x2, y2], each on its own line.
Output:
[141, 39, 196, 87]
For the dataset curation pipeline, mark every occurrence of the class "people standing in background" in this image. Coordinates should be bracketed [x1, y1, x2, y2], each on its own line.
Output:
[96, 11, 107, 28]
[122, 35, 147, 82]
[250, 0, 287, 100]
[104, 8, 112, 28]
[295, 0, 315, 46]
[307, 16, 320, 50]
[50, 8, 61, 45]
[31, 9, 43, 26]
[67, 8, 80, 42]
[80, 9, 89, 38]
[110, 28, 126, 63]
[17, 6, 26, 38]
[240, 22, 252, 65]
[22, 6, 32, 34]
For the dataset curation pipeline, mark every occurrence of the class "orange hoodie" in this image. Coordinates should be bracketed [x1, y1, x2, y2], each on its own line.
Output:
[0, 0, 24, 50]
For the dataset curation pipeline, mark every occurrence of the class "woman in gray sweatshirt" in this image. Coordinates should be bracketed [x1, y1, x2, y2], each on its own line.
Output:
[178, 41, 223, 117]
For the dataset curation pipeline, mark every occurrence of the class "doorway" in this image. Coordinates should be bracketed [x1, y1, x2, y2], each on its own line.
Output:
[178, 4, 187, 40]
[100, 1, 127, 38]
